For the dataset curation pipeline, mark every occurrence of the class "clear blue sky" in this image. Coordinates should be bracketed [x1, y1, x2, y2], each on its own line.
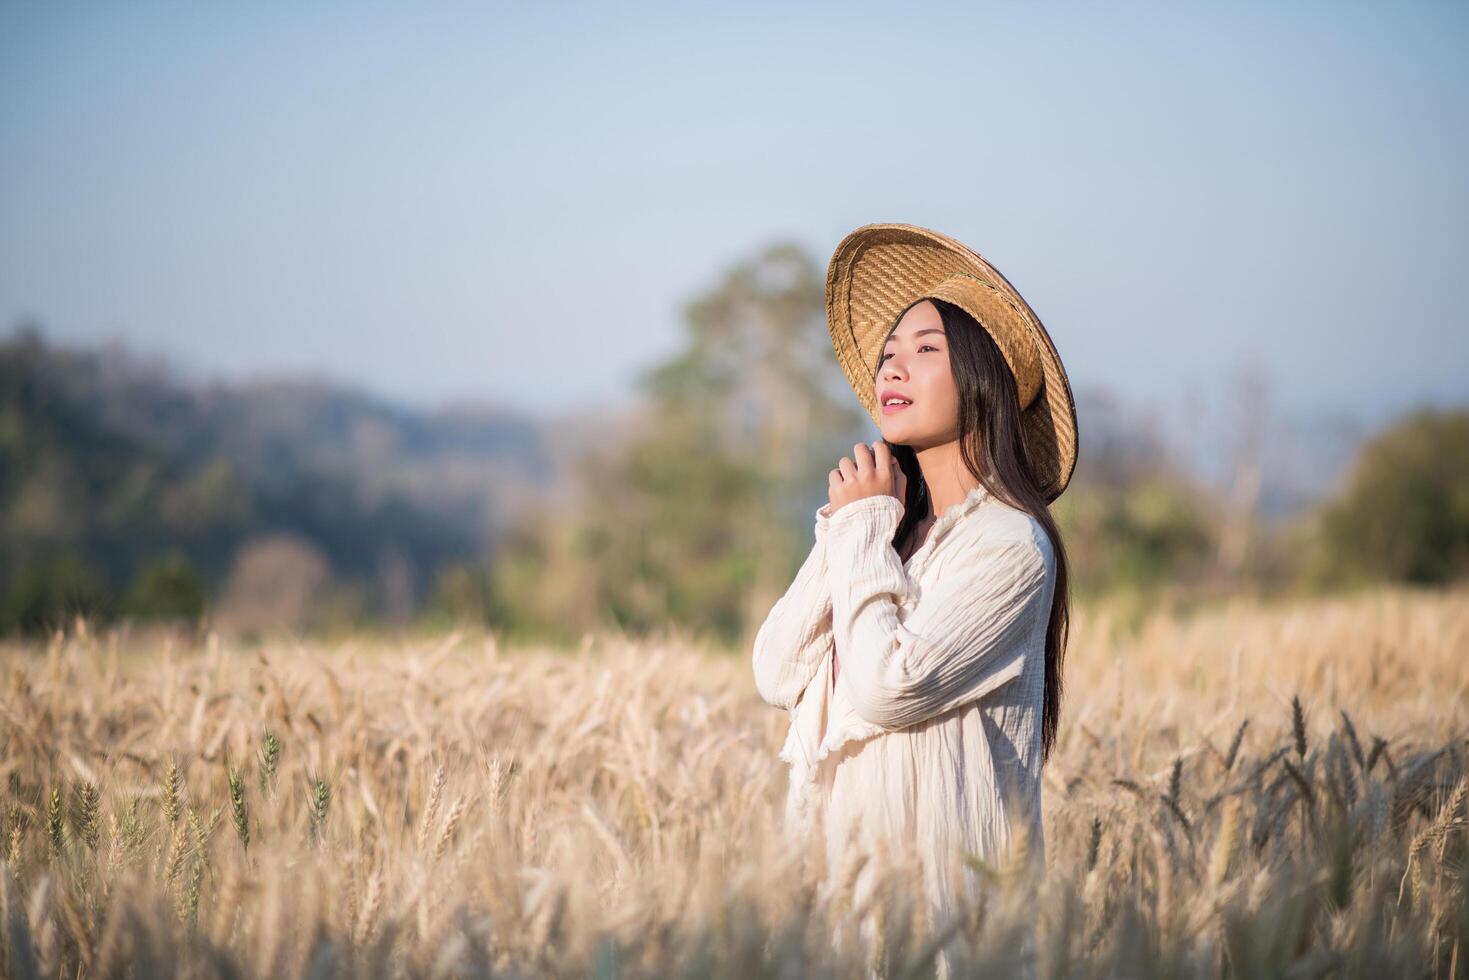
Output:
[2, 0, 1465, 427]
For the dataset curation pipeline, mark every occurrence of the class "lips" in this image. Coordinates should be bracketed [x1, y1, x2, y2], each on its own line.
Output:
[879, 388, 913, 415]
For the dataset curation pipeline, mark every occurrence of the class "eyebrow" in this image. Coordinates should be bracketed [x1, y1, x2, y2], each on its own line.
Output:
[885, 328, 946, 346]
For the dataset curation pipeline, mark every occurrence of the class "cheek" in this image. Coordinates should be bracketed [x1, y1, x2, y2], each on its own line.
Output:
[917, 362, 958, 409]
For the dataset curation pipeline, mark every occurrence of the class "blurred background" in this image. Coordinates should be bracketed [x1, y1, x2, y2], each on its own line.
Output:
[1, 1, 1465, 646]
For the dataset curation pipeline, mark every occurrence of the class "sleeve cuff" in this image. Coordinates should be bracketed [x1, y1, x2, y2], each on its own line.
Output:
[816, 493, 905, 541]
[822, 494, 904, 553]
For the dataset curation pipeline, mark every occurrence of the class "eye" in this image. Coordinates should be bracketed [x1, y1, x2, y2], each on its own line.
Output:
[881, 345, 940, 362]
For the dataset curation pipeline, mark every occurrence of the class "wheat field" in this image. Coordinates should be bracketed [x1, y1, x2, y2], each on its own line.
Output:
[0, 584, 1466, 978]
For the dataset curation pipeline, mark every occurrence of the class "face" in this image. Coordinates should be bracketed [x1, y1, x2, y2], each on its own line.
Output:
[874, 299, 960, 448]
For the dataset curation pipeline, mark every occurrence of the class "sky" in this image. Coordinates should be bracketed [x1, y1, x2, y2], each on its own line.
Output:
[2, 0, 1466, 433]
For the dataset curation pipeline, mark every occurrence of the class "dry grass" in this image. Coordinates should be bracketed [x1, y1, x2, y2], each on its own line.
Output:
[0, 583, 1466, 978]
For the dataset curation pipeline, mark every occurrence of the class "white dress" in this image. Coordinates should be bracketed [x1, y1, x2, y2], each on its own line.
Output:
[751, 482, 1055, 972]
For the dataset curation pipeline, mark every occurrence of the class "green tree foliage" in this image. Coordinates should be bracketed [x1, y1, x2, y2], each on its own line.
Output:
[0, 552, 111, 635]
[123, 550, 207, 622]
[0, 326, 168, 597]
[489, 240, 866, 644]
[1309, 408, 1469, 587]
[1055, 477, 1217, 599]
[1046, 391, 1221, 606]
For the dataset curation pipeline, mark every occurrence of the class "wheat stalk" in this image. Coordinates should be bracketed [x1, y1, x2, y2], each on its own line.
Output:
[418, 763, 447, 852]
[1209, 796, 1243, 886]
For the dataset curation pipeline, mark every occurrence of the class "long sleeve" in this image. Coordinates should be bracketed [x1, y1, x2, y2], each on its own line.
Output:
[751, 510, 836, 710]
[821, 493, 1050, 730]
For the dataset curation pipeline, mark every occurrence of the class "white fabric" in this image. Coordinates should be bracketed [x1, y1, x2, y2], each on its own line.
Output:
[751, 481, 1055, 971]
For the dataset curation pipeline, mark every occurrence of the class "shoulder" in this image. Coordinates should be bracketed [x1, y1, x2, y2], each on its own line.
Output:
[954, 499, 1053, 575]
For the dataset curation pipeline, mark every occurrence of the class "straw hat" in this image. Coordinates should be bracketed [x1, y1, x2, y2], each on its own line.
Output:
[825, 222, 1079, 503]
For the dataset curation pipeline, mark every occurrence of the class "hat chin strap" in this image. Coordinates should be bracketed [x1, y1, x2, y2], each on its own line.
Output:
[923, 274, 1044, 411]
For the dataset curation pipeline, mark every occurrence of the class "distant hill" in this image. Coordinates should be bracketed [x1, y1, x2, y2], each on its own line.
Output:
[0, 322, 557, 632]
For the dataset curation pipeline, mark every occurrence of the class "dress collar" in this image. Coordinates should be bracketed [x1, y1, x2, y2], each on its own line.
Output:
[902, 482, 993, 572]
[928, 481, 993, 535]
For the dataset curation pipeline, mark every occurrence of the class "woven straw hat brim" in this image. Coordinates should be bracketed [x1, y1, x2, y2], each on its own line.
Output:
[825, 222, 1078, 503]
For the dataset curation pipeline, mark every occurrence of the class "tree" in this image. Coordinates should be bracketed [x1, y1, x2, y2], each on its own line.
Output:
[492, 239, 866, 644]
[123, 551, 207, 623]
[1310, 407, 1469, 586]
[0, 553, 111, 636]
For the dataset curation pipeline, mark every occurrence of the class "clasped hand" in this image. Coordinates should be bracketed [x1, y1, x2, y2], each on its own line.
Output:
[829, 440, 908, 515]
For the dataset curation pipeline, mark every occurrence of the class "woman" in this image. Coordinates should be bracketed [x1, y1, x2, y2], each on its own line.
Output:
[751, 223, 1078, 972]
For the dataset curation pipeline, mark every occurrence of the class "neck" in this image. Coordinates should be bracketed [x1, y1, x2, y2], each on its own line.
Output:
[913, 439, 982, 521]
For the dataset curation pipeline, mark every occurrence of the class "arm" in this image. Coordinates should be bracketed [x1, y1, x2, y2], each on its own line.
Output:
[750, 508, 838, 710]
[822, 494, 1050, 730]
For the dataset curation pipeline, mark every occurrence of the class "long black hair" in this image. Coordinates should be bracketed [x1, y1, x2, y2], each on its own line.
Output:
[883, 297, 1071, 764]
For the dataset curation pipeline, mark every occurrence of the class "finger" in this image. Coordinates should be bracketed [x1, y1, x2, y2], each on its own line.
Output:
[829, 468, 844, 486]
[851, 442, 873, 475]
[872, 440, 892, 473]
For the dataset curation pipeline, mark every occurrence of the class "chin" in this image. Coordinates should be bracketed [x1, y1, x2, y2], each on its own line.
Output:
[879, 421, 914, 445]
[882, 418, 940, 448]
